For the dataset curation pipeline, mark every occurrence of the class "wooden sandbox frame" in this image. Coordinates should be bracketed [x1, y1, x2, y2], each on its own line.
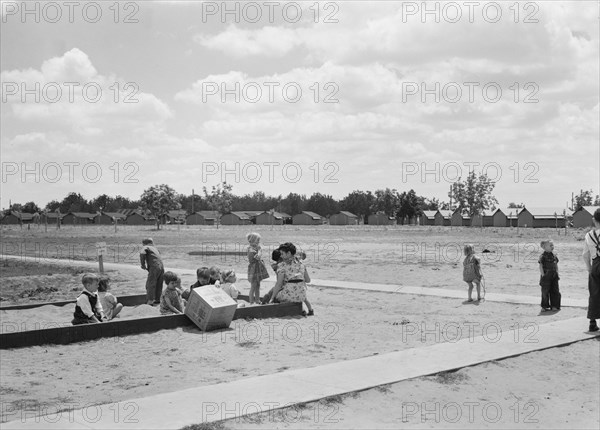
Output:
[0, 294, 303, 349]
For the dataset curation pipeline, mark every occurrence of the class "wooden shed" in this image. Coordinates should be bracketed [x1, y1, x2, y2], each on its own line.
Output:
[40, 212, 63, 225]
[63, 212, 97, 225]
[125, 211, 156, 226]
[471, 210, 494, 227]
[255, 211, 285, 225]
[329, 211, 359, 225]
[293, 211, 324, 225]
[420, 210, 443, 226]
[437, 210, 453, 226]
[491, 209, 506, 227]
[1, 211, 21, 224]
[279, 212, 293, 224]
[95, 212, 127, 225]
[367, 212, 396, 226]
[499, 208, 521, 227]
[163, 210, 187, 225]
[451, 209, 468, 227]
[186, 211, 219, 226]
[518, 207, 568, 228]
[221, 212, 252, 225]
[572, 206, 600, 228]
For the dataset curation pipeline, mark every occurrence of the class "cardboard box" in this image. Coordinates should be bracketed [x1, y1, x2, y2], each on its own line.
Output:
[184, 286, 237, 331]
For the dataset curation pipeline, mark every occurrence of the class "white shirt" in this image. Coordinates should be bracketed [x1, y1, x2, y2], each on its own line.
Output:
[220, 283, 239, 299]
[583, 228, 600, 262]
[77, 289, 104, 319]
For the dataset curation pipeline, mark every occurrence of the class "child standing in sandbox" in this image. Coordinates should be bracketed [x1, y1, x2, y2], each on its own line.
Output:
[160, 271, 184, 315]
[463, 244, 482, 302]
[246, 232, 270, 304]
[538, 239, 561, 311]
[140, 238, 164, 306]
[98, 276, 123, 320]
[72, 273, 105, 325]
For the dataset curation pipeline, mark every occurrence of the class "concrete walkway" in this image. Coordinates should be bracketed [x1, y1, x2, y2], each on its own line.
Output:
[0, 255, 589, 307]
[3, 317, 598, 429]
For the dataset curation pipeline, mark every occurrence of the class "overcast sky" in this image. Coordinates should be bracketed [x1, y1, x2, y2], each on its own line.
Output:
[1, 1, 598, 210]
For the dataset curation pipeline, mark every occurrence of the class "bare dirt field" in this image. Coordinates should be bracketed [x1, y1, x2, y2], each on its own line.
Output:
[0, 224, 597, 428]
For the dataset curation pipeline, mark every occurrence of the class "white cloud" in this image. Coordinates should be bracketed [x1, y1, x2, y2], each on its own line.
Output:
[194, 24, 302, 57]
[1, 48, 173, 136]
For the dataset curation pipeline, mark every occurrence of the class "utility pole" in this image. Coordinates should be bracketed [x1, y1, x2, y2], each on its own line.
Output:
[191, 188, 195, 213]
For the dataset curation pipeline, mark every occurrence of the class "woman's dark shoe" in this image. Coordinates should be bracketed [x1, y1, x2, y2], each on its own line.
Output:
[307, 310, 314, 316]
[589, 322, 599, 332]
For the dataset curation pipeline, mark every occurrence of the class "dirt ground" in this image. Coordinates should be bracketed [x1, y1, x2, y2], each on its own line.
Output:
[0, 224, 594, 300]
[0, 225, 597, 428]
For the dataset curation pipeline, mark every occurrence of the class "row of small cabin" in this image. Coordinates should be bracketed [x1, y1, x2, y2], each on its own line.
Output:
[2, 206, 598, 228]
[420, 206, 600, 228]
[0, 210, 361, 226]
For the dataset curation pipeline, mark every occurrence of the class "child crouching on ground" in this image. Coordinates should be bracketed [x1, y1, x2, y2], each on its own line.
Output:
[98, 276, 123, 320]
[72, 273, 104, 325]
[160, 271, 184, 315]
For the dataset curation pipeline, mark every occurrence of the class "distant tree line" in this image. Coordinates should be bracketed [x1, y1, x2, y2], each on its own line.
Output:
[5, 188, 440, 223]
[5, 173, 597, 223]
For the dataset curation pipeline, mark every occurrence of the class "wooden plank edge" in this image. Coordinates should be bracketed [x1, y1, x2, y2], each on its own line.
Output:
[0, 302, 303, 349]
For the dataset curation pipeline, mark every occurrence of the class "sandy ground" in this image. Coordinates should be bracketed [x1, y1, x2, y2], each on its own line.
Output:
[0, 225, 598, 428]
[223, 339, 600, 430]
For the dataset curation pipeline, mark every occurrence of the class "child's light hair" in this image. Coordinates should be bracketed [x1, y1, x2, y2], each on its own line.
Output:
[142, 237, 154, 245]
[98, 276, 110, 292]
[164, 271, 180, 284]
[540, 239, 553, 248]
[81, 273, 99, 286]
[222, 270, 236, 283]
[463, 244, 474, 256]
[246, 232, 261, 244]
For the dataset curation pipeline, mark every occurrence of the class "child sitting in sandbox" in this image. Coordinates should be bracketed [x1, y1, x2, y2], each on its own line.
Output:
[218, 269, 247, 307]
[72, 273, 105, 325]
[182, 267, 211, 300]
[209, 266, 222, 286]
[98, 276, 123, 320]
[160, 271, 184, 315]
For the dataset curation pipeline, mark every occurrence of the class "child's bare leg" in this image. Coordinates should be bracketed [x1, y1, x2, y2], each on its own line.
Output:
[467, 282, 474, 300]
[113, 303, 123, 318]
[475, 281, 481, 300]
[304, 298, 313, 312]
[248, 285, 255, 304]
[254, 283, 261, 304]
[249, 281, 259, 303]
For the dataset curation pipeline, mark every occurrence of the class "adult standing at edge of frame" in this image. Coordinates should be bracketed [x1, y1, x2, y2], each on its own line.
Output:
[582, 208, 600, 332]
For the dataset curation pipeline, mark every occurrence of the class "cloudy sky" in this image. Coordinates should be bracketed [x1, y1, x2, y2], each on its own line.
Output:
[1, 1, 598, 210]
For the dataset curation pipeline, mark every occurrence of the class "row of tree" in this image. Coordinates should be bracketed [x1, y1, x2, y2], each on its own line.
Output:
[6, 172, 599, 227]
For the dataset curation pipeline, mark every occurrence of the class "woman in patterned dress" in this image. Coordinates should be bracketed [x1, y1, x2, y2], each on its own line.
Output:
[269, 243, 313, 315]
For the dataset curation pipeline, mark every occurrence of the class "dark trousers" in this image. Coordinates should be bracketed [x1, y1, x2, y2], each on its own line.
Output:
[540, 271, 561, 309]
[588, 258, 600, 320]
[146, 266, 164, 303]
